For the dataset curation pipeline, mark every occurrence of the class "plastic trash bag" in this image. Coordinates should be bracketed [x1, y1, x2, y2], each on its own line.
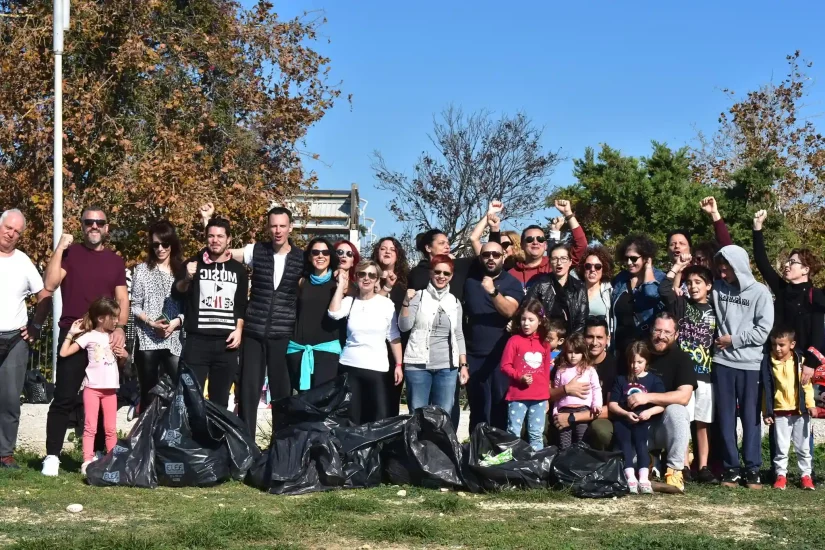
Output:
[382, 407, 464, 489]
[333, 415, 410, 489]
[265, 426, 344, 495]
[204, 400, 261, 481]
[551, 442, 629, 498]
[86, 380, 173, 488]
[462, 424, 558, 492]
[154, 369, 231, 487]
[270, 374, 352, 431]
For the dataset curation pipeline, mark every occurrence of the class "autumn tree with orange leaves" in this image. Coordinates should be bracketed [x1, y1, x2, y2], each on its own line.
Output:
[0, 0, 342, 267]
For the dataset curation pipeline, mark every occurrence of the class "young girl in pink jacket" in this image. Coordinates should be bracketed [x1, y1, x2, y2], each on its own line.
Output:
[553, 332, 602, 449]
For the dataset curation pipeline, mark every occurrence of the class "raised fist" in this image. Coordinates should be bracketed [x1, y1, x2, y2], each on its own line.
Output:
[199, 202, 215, 220]
[487, 200, 503, 216]
[753, 209, 767, 231]
[550, 216, 564, 232]
[185, 261, 198, 280]
[554, 199, 573, 218]
[385, 271, 397, 288]
[700, 196, 718, 215]
[58, 233, 73, 250]
[406, 288, 416, 301]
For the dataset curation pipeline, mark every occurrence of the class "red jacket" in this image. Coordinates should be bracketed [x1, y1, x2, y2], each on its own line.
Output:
[500, 333, 553, 401]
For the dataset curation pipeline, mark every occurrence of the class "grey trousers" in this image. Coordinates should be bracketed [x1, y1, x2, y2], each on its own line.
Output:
[648, 404, 690, 471]
[0, 333, 28, 457]
[774, 414, 813, 477]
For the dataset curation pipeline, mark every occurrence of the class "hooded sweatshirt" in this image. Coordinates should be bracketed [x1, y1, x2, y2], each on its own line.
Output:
[711, 245, 774, 371]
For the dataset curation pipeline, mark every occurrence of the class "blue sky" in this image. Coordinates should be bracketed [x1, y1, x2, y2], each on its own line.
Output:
[258, 0, 825, 239]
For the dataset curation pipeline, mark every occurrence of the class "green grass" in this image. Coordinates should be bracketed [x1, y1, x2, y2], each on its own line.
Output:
[4, 445, 825, 549]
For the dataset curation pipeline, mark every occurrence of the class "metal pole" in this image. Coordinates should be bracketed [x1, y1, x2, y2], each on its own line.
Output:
[51, 1, 65, 381]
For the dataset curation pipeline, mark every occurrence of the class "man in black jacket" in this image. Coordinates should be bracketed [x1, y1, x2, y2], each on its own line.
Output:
[525, 242, 588, 335]
[200, 204, 304, 437]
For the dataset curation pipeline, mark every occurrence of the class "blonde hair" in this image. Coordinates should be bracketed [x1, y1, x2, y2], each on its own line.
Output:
[502, 230, 524, 263]
[354, 259, 383, 279]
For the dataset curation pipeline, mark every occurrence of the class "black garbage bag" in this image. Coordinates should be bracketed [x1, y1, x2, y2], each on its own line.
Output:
[204, 401, 261, 481]
[333, 415, 410, 489]
[154, 369, 231, 487]
[551, 442, 629, 498]
[382, 407, 464, 489]
[266, 426, 344, 495]
[86, 379, 173, 488]
[462, 424, 558, 493]
[271, 374, 352, 431]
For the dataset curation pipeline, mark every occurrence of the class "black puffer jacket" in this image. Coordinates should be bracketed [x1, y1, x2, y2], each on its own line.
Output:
[524, 273, 589, 335]
[244, 241, 304, 339]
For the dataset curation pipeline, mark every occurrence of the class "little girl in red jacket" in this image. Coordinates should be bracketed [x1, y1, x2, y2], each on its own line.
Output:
[500, 299, 556, 451]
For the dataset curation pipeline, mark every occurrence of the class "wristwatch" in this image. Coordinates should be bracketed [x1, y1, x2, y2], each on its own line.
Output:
[489, 288, 500, 298]
[568, 412, 576, 426]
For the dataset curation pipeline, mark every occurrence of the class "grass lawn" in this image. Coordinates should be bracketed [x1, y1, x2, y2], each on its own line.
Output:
[2, 443, 825, 550]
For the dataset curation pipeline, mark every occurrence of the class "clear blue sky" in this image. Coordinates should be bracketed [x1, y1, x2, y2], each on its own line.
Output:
[255, 0, 825, 238]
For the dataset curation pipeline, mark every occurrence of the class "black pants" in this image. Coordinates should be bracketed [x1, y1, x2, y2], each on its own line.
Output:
[238, 336, 290, 437]
[339, 364, 389, 425]
[46, 327, 104, 456]
[182, 334, 238, 409]
[466, 352, 509, 431]
[385, 348, 404, 417]
[135, 348, 179, 411]
[285, 349, 339, 393]
[614, 417, 653, 469]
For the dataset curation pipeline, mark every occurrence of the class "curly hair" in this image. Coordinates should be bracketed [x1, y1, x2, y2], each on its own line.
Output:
[616, 233, 657, 263]
[789, 248, 823, 278]
[371, 237, 410, 286]
[578, 245, 614, 283]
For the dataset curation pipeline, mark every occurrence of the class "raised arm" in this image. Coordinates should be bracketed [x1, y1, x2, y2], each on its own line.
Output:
[470, 201, 502, 256]
[700, 196, 733, 247]
[44, 234, 73, 292]
[752, 210, 783, 292]
[660, 254, 690, 316]
[199, 202, 244, 262]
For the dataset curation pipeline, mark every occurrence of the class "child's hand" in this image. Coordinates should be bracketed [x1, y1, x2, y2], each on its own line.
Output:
[520, 374, 533, 386]
[763, 416, 774, 426]
[626, 411, 640, 423]
[638, 410, 653, 422]
[112, 345, 128, 359]
[68, 319, 84, 336]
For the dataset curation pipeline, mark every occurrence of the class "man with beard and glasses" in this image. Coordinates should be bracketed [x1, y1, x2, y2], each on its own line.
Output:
[525, 242, 589, 335]
[0, 210, 51, 469]
[174, 217, 248, 408]
[626, 313, 697, 493]
[463, 242, 522, 430]
[509, 200, 586, 293]
[41, 207, 129, 477]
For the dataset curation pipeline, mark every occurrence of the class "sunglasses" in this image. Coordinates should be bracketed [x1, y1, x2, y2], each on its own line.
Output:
[336, 249, 354, 258]
[584, 263, 602, 271]
[501, 241, 512, 250]
[310, 249, 331, 257]
[82, 218, 106, 228]
[481, 251, 504, 260]
[356, 270, 378, 281]
[523, 235, 546, 244]
[433, 270, 452, 277]
[151, 242, 171, 250]
[625, 255, 642, 264]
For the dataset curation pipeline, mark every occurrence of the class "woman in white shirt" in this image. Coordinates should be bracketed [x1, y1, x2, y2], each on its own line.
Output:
[328, 260, 403, 424]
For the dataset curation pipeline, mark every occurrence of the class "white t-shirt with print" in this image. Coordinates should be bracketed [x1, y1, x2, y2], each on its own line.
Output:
[0, 250, 44, 331]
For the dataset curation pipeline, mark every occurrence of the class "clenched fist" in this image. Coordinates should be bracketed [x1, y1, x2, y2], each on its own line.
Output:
[57, 233, 73, 250]
[554, 199, 573, 218]
[199, 202, 215, 220]
[185, 261, 198, 280]
[753, 209, 767, 231]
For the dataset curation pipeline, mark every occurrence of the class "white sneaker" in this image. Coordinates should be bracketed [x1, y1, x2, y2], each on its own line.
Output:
[41, 455, 60, 477]
[81, 460, 93, 476]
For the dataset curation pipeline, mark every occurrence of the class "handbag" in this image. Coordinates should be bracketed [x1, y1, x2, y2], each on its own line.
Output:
[23, 369, 50, 404]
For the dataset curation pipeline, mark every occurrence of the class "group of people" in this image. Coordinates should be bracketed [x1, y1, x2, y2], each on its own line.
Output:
[0, 195, 822, 496]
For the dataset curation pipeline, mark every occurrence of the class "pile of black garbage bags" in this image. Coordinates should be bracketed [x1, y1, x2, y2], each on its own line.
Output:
[88, 371, 628, 498]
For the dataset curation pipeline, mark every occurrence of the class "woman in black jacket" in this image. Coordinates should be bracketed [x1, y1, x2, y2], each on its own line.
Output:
[525, 242, 589, 335]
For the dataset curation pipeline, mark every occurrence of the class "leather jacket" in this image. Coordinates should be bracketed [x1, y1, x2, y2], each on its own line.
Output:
[525, 272, 589, 335]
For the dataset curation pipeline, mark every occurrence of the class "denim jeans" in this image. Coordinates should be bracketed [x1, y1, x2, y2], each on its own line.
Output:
[507, 400, 548, 451]
[405, 366, 458, 416]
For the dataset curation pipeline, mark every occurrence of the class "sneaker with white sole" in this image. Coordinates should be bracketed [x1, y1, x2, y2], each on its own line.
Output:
[639, 480, 653, 494]
[627, 479, 639, 494]
[41, 455, 60, 477]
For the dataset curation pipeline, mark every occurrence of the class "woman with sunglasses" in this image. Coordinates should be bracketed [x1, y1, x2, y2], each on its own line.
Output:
[610, 234, 666, 357]
[579, 246, 615, 333]
[328, 260, 403, 424]
[334, 240, 361, 284]
[286, 238, 344, 392]
[398, 255, 469, 416]
[753, 210, 825, 385]
[131, 220, 184, 410]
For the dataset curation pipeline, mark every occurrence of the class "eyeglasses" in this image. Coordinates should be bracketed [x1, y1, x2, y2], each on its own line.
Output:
[481, 251, 504, 260]
[310, 249, 331, 257]
[584, 263, 602, 271]
[151, 242, 171, 250]
[336, 249, 354, 258]
[652, 329, 675, 337]
[550, 257, 570, 265]
[356, 270, 378, 281]
[501, 241, 512, 250]
[785, 259, 805, 268]
[523, 235, 546, 244]
[433, 270, 452, 277]
[625, 255, 642, 264]
[82, 218, 106, 228]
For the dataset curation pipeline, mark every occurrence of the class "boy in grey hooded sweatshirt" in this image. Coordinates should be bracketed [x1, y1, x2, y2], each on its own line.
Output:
[712, 245, 774, 489]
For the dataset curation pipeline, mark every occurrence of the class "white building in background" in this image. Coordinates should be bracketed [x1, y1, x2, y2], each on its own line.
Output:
[285, 183, 375, 252]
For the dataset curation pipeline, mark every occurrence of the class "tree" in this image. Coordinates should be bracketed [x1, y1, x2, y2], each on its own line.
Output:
[0, 0, 342, 266]
[371, 106, 562, 254]
[692, 51, 825, 253]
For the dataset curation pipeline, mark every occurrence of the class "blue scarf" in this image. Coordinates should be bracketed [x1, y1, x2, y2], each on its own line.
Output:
[309, 271, 332, 285]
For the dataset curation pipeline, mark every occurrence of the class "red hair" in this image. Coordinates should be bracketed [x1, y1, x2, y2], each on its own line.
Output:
[429, 254, 454, 271]
[334, 239, 361, 281]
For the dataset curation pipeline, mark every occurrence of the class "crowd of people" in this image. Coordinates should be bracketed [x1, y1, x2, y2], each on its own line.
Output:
[0, 195, 823, 496]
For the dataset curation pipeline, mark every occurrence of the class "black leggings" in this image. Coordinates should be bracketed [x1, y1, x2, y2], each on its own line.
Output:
[136, 349, 180, 411]
[339, 364, 389, 425]
[614, 417, 652, 470]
